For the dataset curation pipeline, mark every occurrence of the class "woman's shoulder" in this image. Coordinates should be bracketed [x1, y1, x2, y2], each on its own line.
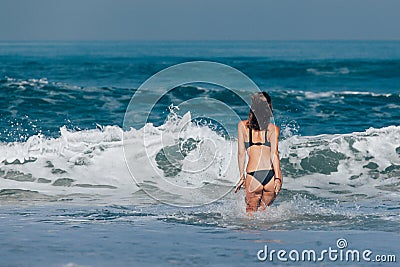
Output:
[268, 123, 280, 133]
[238, 120, 248, 128]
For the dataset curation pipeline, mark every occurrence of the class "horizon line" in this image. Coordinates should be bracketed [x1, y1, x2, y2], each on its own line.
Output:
[1, 38, 400, 42]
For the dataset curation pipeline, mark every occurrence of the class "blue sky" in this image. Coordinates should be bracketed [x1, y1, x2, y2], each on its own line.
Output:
[0, 0, 399, 41]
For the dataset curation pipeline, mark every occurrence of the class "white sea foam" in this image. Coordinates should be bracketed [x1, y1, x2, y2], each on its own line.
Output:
[306, 67, 350, 76]
[302, 90, 393, 99]
[0, 112, 237, 204]
[0, 111, 399, 205]
[279, 125, 400, 203]
[4, 76, 49, 90]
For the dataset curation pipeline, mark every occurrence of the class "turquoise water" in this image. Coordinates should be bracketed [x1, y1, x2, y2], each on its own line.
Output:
[0, 41, 399, 266]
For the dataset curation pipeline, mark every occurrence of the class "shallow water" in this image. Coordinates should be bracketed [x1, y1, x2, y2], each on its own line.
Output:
[0, 204, 398, 266]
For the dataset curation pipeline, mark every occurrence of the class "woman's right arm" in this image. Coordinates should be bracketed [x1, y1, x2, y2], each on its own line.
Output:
[235, 121, 246, 193]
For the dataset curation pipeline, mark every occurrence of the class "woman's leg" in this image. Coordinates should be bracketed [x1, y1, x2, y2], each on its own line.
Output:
[259, 178, 276, 210]
[245, 175, 263, 212]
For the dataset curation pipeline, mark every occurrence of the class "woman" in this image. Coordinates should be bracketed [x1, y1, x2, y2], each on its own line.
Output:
[235, 92, 283, 212]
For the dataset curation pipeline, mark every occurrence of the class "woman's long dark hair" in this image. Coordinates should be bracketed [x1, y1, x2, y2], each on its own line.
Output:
[247, 92, 272, 131]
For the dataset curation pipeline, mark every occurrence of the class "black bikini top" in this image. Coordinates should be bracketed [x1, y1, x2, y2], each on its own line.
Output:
[244, 127, 271, 149]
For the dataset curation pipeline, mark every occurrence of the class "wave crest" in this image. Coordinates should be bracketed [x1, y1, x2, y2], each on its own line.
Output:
[0, 111, 399, 204]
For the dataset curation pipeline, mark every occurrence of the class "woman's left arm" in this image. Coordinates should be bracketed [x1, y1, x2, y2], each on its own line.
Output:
[270, 125, 283, 194]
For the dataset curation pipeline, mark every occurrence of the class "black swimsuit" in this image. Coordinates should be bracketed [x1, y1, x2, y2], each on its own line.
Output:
[247, 169, 275, 185]
[244, 127, 270, 149]
[244, 127, 275, 185]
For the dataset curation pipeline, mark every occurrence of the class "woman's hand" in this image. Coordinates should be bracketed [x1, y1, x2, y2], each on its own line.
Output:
[274, 178, 282, 195]
[234, 175, 245, 193]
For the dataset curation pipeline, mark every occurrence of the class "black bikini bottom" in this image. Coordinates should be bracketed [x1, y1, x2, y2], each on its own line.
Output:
[247, 169, 275, 185]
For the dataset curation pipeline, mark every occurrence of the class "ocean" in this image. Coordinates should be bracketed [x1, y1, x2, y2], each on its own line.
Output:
[0, 41, 399, 266]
